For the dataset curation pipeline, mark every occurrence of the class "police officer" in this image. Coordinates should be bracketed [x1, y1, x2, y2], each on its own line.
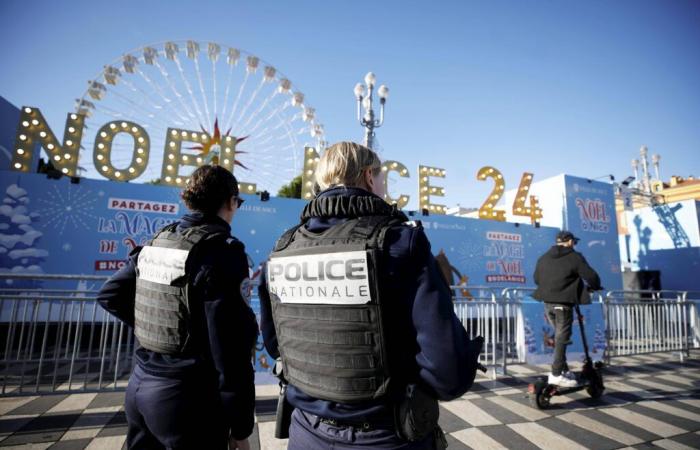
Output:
[97, 165, 258, 449]
[533, 230, 602, 387]
[259, 142, 482, 449]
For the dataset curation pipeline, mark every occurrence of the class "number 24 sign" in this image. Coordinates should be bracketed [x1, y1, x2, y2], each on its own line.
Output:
[477, 166, 543, 224]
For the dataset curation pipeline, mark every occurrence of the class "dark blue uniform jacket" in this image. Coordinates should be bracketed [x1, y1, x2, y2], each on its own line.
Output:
[259, 187, 476, 424]
[97, 213, 258, 440]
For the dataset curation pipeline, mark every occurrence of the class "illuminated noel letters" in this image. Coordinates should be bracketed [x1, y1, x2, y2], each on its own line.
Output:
[12, 107, 84, 176]
[162, 128, 225, 187]
[8, 107, 547, 223]
[418, 165, 447, 214]
[301, 147, 320, 200]
[381, 160, 410, 209]
[93, 121, 150, 181]
[161, 127, 256, 193]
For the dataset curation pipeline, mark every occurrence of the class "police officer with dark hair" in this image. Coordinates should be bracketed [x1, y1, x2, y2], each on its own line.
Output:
[98, 165, 258, 450]
[259, 142, 483, 449]
[533, 230, 602, 388]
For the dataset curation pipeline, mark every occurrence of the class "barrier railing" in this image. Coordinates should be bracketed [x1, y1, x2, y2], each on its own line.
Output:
[500, 287, 537, 369]
[0, 274, 136, 395]
[603, 290, 698, 363]
[1, 273, 698, 395]
[504, 288, 699, 363]
[450, 286, 514, 379]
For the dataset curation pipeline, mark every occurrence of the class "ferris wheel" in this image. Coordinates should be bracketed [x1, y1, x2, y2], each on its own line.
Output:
[75, 40, 325, 192]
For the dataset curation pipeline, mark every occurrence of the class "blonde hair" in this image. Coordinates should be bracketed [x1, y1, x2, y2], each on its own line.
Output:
[315, 141, 381, 190]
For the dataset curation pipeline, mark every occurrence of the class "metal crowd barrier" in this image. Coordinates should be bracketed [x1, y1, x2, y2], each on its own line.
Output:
[1, 273, 699, 395]
[603, 290, 700, 363]
[450, 286, 524, 379]
[501, 287, 537, 369]
[0, 274, 135, 395]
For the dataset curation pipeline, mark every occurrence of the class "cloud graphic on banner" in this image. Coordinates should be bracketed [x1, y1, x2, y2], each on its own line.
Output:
[0, 184, 49, 281]
[6, 265, 42, 274]
[0, 229, 42, 249]
[6, 185, 28, 200]
[11, 214, 31, 225]
[8, 248, 49, 259]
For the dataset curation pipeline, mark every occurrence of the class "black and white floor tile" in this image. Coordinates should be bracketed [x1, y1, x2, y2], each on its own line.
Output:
[1, 350, 698, 449]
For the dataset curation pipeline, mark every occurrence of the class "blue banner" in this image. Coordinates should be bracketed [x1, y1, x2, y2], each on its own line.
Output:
[564, 175, 622, 290]
[0, 171, 611, 376]
[417, 217, 557, 288]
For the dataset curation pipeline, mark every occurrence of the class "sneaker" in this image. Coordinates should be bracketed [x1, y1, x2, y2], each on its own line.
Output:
[548, 373, 579, 387]
[562, 370, 577, 381]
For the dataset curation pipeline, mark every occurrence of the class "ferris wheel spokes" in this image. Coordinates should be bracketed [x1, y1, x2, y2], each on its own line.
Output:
[151, 60, 198, 121]
[76, 40, 324, 190]
[133, 66, 191, 125]
[173, 57, 209, 131]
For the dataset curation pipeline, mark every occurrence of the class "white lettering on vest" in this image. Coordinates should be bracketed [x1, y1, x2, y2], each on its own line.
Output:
[267, 250, 371, 305]
[138, 246, 188, 285]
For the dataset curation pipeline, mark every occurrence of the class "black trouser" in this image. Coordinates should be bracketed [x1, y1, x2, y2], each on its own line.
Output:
[125, 365, 227, 449]
[545, 303, 573, 376]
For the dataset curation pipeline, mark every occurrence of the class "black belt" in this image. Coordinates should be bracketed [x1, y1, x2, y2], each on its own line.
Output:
[314, 414, 394, 432]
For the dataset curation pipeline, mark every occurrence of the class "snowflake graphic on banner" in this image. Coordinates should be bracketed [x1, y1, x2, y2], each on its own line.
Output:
[37, 184, 98, 235]
[456, 239, 483, 270]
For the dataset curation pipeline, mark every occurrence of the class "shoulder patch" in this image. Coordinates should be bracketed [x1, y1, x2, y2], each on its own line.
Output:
[239, 277, 252, 305]
[226, 238, 234, 244]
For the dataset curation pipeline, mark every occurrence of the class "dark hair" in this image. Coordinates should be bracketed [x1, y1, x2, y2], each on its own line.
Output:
[181, 165, 239, 215]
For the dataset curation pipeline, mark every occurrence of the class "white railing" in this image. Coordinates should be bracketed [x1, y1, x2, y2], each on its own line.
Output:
[449, 286, 527, 378]
[603, 290, 698, 362]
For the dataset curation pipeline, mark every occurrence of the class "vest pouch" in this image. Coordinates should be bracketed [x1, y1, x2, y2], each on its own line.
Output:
[394, 384, 439, 442]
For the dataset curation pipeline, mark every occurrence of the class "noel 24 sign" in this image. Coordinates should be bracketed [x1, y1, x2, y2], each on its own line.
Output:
[10, 107, 542, 222]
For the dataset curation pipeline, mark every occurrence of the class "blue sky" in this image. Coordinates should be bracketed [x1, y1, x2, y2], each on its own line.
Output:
[1, 0, 699, 209]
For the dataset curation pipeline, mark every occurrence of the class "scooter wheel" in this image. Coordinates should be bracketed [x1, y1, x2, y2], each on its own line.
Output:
[529, 382, 551, 409]
[586, 370, 604, 399]
[586, 383, 603, 398]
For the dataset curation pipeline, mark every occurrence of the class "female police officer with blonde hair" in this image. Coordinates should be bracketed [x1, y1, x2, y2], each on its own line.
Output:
[259, 142, 482, 449]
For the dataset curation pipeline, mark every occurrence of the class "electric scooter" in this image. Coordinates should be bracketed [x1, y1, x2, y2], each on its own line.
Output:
[528, 299, 605, 409]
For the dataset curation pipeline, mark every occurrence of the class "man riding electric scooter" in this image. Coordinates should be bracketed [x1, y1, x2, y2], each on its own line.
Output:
[533, 231, 602, 387]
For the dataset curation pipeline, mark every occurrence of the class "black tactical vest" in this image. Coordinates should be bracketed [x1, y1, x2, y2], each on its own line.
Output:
[134, 223, 228, 355]
[268, 194, 408, 403]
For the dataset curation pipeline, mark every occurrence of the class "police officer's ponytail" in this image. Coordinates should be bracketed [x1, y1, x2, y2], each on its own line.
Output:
[181, 165, 239, 215]
[316, 141, 381, 191]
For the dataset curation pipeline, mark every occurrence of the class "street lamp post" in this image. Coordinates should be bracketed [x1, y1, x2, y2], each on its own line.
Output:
[354, 72, 389, 149]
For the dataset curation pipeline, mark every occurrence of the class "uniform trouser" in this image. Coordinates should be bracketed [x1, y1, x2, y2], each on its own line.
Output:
[288, 408, 436, 450]
[545, 303, 573, 376]
[125, 365, 227, 449]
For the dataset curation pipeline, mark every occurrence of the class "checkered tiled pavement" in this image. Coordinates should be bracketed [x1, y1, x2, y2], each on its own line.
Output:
[1, 350, 699, 449]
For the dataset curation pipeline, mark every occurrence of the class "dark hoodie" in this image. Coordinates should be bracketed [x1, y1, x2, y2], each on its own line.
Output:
[533, 245, 602, 304]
